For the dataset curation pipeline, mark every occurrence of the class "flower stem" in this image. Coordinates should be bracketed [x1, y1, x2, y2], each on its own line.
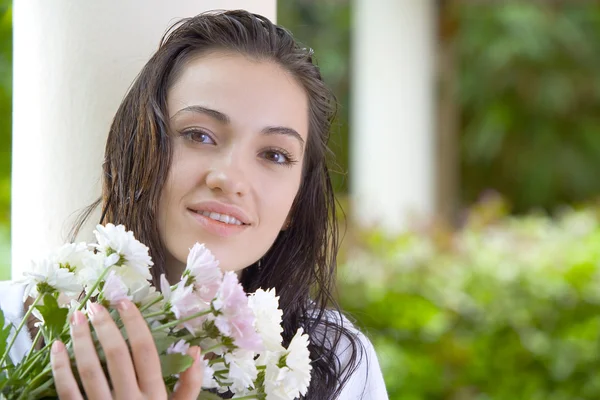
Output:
[23, 327, 43, 362]
[142, 310, 168, 319]
[77, 266, 112, 311]
[208, 355, 226, 366]
[19, 365, 52, 398]
[138, 295, 164, 313]
[21, 372, 54, 399]
[57, 266, 113, 338]
[202, 344, 223, 354]
[0, 293, 43, 367]
[15, 327, 46, 380]
[18, 339, 53, 371]
[150, 309, 213, 333]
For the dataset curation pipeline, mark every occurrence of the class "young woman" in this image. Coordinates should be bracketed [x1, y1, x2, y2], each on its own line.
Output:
[0, 10, 388, 399]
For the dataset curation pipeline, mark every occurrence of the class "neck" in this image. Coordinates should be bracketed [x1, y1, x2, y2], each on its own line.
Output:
[164, 253, 186, 284]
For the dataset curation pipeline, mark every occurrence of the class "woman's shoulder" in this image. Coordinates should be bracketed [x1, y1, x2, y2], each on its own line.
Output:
[314, 308, 389, 399]
[0, 281, 33, 363]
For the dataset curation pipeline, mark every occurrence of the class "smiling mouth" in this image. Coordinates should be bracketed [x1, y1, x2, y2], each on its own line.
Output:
[189, 209, 248, 226]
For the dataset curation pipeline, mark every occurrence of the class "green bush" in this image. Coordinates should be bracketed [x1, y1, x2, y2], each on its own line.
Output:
[339, 200, 600, 400]
[458, 3, 600, 213]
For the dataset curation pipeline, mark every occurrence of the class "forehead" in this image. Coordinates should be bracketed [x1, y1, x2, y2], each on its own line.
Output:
[167, 51, 309, 139]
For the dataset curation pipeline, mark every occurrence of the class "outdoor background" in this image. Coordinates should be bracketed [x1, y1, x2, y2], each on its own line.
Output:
[2, 1, 600, 399]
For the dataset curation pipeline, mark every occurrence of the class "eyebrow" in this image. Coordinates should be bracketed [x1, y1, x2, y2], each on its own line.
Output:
[172, 105, 305, 147]
[261, 126, 305, 147]
[172, 105, 230, 124]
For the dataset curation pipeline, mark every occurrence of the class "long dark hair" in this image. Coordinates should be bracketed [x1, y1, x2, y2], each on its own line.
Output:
[71, 10, 363, 399]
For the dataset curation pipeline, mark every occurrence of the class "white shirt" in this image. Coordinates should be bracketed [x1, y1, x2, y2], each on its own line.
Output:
[334, 320, 389, 399]
[0, 281, 388, 399]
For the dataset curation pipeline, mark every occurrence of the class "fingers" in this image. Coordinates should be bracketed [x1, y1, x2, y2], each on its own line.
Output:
[69, 311, 112, 400]
[50, 340, 85, 400]
[171, 346, 204, 400]
[87, 303, 138, 398]
[117, 299, 166, 396]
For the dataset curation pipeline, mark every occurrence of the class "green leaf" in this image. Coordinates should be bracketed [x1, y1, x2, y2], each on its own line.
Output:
[159, 353, 193, 377]
[197, 392, 224, 400]
[0, 308, 13, 359]
[35, 294, 69, 342]
[153, 329, 177, 354]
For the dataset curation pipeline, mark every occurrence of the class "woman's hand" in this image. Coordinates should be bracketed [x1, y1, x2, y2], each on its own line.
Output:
[50, 299, 203, 399]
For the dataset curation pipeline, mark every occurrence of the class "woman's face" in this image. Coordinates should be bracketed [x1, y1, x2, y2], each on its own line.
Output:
[158, 51, 308, 277]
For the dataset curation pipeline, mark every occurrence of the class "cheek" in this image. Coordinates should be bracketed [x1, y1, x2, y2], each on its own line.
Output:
[258, 174, 301, 227]
[163, 152, 206, 205]
[157, 154, 199, 232]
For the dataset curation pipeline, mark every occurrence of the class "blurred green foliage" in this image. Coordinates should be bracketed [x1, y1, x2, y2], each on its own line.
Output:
[458, 3, 600, 214]
[280, 2, 600, 214]
[339, 199, 600, 400]
[0, 1, 10, 281]
[277, 1, 351, 192]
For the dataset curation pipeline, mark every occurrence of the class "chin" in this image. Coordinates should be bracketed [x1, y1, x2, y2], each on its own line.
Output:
[213, 253, 253, 273]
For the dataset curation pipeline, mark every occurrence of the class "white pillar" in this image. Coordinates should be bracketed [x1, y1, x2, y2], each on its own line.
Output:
[11, 1, 276, 279]
[350, 0, 436, 233]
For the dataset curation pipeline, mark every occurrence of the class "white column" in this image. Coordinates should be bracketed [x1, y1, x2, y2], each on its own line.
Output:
[350, 0, 436, 233]
[11, 1, 276, 279]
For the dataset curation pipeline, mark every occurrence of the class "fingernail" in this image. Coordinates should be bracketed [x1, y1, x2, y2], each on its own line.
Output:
[70, 310, 87, 326]
[188, 346, 200, 362]
[87, 303, 104, 320]
[117, 299, 130, 311]
[51, 340, 64, 354]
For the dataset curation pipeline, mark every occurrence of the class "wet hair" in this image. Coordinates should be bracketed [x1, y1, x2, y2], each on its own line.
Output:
[72, 10, 363, 398]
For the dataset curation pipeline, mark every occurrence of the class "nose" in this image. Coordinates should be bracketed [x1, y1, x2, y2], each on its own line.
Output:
[205, 149, 249, 196]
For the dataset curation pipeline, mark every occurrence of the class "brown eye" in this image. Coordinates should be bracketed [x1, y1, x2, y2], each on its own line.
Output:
[263, 150, 288, 164]
[181, 129, 215, 144]
[260, 148, 298, 167]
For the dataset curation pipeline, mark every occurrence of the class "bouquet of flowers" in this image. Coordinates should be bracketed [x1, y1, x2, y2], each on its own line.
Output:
[0, 224, 312, 399]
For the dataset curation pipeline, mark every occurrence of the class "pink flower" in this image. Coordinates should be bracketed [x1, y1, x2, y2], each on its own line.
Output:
[167, 339, 190, 356]
[161, 275, 210, 334]
[213, 272, 263, 352]
[101, 270, 132, 306]
[183, 243, 222, 302]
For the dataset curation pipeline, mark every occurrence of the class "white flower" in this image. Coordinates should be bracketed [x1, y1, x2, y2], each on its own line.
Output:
[202, 358, 219, 389]
[248, 288, 284, 352]
[112, 262, 152, 289]
[77, 251, 107, 294]
[183, 243, 222, 302]
[66, 299, 84, 320]
[93, 224, 153, 280]
[283, 328, 312, 395]
[130, 280, 162, 313]
[52, 242, 91, 271]
[100, 270, 131, 306]
[167, 339, 190, 356]
[21, 258, 82, 299]
[213, 272, 263, 352]
[264, 364, 296, 400]
[224, 350, 258, 394]
[30, 306, 44, 328]
[263, 328, 312, 399]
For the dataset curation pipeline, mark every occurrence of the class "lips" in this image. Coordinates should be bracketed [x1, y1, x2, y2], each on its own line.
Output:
[191, 210, 244, 225]
[187, 201, 252, 225]
[188, 207, 250, 238]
